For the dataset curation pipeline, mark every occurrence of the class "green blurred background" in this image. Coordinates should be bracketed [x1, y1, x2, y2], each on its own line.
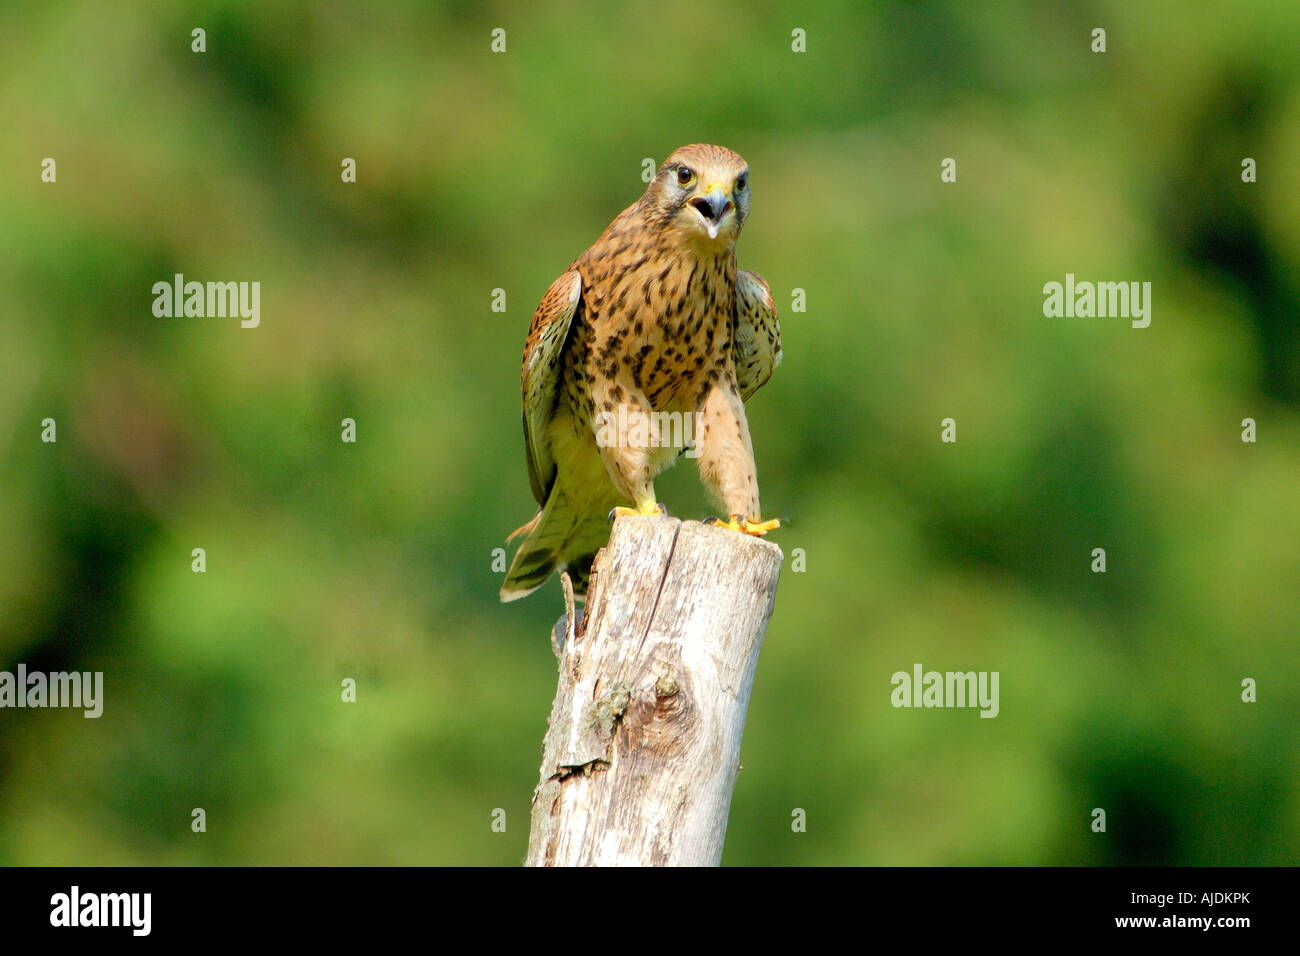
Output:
[1, 1, 1297, 865]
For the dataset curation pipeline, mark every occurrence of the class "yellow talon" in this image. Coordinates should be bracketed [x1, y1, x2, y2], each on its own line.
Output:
[608, 502, 667, 522]
[705, 514, 782, 535]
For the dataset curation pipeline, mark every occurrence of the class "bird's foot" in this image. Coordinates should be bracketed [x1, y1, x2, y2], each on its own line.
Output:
[608, 502, 668, 522]
[704, 514, 782, 536]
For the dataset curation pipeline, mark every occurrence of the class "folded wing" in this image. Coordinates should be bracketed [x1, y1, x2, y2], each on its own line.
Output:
[733, 269, 781, 402]
[520, 270, 583, 504]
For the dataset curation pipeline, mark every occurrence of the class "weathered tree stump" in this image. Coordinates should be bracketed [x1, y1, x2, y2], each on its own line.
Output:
[525, 515, 782, 866]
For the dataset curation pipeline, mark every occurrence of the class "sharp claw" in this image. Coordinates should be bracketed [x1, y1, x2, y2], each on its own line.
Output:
[704, 514, 781, 535]
[609, 503, 667, 523]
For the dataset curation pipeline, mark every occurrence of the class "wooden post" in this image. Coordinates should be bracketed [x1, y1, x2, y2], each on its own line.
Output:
[525, 515, 782, 867]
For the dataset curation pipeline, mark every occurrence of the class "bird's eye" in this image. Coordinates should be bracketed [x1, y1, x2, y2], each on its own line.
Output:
[736, 175, 747, 192]
[677, 167, 694, 187]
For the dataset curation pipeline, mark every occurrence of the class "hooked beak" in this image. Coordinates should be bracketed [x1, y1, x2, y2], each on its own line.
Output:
[689, 184, 733, 239]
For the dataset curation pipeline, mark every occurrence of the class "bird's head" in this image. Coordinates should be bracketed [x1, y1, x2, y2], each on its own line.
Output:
[645, 144, 750, 248]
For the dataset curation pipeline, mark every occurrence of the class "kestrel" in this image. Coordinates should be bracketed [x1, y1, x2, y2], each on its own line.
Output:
[500, 144, 781, 603]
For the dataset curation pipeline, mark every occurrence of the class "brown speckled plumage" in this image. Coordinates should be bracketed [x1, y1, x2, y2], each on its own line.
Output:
[502, 145, 781, 602]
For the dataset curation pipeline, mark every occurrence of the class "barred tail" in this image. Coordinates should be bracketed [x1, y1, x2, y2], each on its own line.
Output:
[500, 508, 560, 602]
[499, 497, 603, 603]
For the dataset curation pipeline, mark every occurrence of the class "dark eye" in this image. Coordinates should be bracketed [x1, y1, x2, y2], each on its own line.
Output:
[736, 175, 747, 192]
[677, 166, 694, 186]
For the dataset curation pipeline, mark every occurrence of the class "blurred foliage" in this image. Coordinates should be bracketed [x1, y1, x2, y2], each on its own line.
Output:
[1, 0, 1297, 865]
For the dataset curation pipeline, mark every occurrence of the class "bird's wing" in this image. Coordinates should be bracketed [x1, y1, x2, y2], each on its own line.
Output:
[521, 270, 583, 505]
[733, 269, 782, 402]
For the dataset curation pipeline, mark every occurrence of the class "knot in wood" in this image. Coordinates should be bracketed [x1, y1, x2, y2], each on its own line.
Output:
[655, 674, 680, 698]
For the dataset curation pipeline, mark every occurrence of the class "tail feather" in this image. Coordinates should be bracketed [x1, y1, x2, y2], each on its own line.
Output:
[499, 493, 616, 603]
[506, 511, 540, 546]
[500, 505, 568, 602]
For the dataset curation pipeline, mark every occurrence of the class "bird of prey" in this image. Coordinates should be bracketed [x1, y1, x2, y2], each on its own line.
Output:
[500, 144, 781, 603]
